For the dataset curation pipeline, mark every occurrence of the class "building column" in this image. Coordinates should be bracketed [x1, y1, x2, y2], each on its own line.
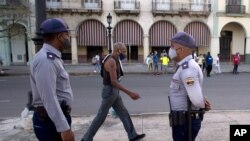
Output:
[245, 37, 250, 63]
[71, 32, 78, 64]
[210, 36, 220, 64]
[143, 34, 149, 61]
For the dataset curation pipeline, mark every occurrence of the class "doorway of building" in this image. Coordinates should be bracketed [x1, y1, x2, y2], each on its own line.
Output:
[220, 31, 232, 62]
[87, 46, 103, 62]
[126, 45, 138, 62]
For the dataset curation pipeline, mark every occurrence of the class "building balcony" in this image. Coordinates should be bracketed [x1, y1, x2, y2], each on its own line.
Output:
[114, 0, 140, 16]
[226, 5, 246, 16]
[152, 1, 211, 17]
[46, 0, 103, 15]
[0, 0, 30, 21]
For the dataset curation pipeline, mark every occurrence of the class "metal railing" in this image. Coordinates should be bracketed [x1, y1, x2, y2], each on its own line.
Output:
[114, 0, 140, 10]
[152, 1, 211, 13]
[46, 0, 102, 10]
[82, 0, 102, 10]
[226, 5, 245, 14]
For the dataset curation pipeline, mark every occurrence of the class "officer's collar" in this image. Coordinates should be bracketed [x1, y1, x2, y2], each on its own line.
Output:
[43, 43, 62, 58]
[177, 55, 193, 66]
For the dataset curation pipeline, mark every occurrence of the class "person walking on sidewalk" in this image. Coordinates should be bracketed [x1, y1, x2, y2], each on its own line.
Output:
[233, 52, 240, 74]
[205, 52, 213, 77]
[81, 42, 145, 141]
[153, 51, 159, 75]
[145, 53, 153, 72]
[215, 54, 221, 74]
[168, 32, 211, 141]
[30, 18, 75, 141]
[92, 52, 100, 73]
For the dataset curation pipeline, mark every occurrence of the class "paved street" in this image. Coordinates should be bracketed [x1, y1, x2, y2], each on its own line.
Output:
[1, 64, 250, 141]
[1, 73, 250, 117]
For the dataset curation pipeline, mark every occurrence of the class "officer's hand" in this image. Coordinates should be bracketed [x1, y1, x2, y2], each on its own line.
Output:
[204, 97, 211, 111]
[129, 92, 141, 100]
[61, 129, 75, 141]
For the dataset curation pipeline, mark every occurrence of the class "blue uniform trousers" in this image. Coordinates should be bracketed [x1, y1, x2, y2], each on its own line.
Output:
[32, 111, 71, 141]
[172, 117, 202, 141]
[82, 85, 138, 141]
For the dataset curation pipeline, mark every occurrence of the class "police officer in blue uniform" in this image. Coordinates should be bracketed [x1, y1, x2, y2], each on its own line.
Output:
[168, 32, 211, 141]
[30, 18, 75, 141]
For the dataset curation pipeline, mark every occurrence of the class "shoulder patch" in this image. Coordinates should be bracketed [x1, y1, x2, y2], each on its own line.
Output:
[185, 77, 195, 86]
[181, 61, 189, 69]
[47, 52, 57, 60]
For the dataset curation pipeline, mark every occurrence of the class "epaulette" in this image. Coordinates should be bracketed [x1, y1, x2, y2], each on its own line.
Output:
[47, 52, 58, 60]
[181, 61, 189, 69]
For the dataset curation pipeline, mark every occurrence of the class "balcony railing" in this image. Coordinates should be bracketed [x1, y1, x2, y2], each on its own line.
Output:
[114, 0, 140, 16]
[0, 0, 29, 7]
[46, 0, 103, 15]
[152, 1, 211, 17]
[226, 5, 245, 14]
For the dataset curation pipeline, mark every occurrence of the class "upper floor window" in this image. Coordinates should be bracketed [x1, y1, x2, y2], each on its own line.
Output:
[226, 0, 241, 5]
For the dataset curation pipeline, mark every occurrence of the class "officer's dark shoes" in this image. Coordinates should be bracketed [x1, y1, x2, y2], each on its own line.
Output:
[130, 134, 146, 141]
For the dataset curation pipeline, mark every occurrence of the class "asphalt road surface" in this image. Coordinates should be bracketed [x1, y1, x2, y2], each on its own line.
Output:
[0, 73, 250, 117]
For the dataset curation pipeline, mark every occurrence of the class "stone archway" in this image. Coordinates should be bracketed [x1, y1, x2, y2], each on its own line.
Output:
[76, 19, 107, 63]
[113, 20, 143, 62]
[220, 22, 245, 62]
[9, 24, 28, 64]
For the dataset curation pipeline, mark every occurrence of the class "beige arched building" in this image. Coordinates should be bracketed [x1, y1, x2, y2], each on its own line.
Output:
[1, 0, 250, 65]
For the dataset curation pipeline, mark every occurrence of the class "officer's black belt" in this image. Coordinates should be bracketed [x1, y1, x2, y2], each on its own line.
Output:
[171, 111, 203, 117]
[34, 106, 71, 116]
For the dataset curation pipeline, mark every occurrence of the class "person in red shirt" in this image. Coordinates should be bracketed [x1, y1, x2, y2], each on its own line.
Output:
[233, 52, 240, 74]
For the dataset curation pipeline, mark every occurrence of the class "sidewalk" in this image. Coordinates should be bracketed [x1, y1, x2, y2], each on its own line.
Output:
[1, 62, 250, 76]
[1, 110, 250, 141]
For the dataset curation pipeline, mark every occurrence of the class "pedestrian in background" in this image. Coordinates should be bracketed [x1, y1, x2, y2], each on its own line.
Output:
[30, 18, 75, 141]
[145, 54, 153, 72]
[197, 54, 204, 68]
[202, 53, 206, 72]
[215, 54, 221, 74]
[233, 52, 240, 74]
[160, 54, 169, 73]
[168, 32, 211, 141]
[0, 55, 3, 74]
[92, 52, 100, 73]
[81, 42, 145, 141]
[153, 51, 159, 75]
[205, 52, 213, 77]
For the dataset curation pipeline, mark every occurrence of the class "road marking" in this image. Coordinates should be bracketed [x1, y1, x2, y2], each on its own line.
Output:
[0, 100, 10, 103]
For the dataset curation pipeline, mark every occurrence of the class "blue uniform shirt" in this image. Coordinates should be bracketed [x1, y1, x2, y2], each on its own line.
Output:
[30, 43, 73, 132]
[169, 55, 205, 111]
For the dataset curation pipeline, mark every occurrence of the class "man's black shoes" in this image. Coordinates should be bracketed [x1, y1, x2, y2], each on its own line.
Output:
[130, 134, 146, 141]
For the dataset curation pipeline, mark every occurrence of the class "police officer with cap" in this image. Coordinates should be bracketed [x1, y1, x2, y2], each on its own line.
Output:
[30, 18, 75, 141]
[168, 32, 211, 141]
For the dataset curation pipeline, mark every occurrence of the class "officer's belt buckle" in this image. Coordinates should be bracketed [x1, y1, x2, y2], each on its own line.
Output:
[191, 113, 200, 119]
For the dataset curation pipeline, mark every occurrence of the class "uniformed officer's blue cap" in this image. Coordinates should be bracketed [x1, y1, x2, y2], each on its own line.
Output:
[171, 32, 196, 48]
[40, 18, 70, 35]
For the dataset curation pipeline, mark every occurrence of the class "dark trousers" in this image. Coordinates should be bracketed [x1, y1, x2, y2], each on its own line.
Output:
[172, 118, 202, 141]
[206, 65, 212, 76]
[233, 64, 238, 74]
[33, 111, 72, 141]
[82, 85, 137, 141]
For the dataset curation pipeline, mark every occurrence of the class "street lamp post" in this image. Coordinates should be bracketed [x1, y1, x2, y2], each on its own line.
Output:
[107, 13, 112, 54]
[32, 0, 46, 53]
